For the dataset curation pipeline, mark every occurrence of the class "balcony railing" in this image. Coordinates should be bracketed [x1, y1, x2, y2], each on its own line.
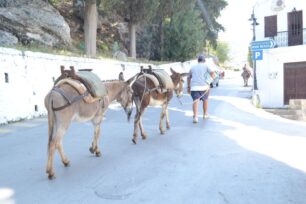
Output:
[273, 28, 306, 48]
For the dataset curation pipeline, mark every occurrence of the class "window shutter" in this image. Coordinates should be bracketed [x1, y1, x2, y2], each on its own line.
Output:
[264, 15, 277, 37]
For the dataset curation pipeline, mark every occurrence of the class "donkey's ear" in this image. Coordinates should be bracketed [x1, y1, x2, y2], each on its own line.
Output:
[170, 68, 176, 74]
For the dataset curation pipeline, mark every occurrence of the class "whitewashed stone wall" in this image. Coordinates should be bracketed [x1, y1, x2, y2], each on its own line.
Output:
[0, 47, 191, 124]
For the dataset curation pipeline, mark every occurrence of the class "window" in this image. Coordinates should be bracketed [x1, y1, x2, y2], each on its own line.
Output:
[4, 73, 9, 83]
[265, 15, 277, 37]
[288, 10, 303, 46]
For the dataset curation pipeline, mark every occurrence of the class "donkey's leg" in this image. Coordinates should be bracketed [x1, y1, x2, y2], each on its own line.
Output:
[165, 105, 170, 129]
[46, 126, 68, 179]
[57, 140, 70, 167]
[46, 138, 56, 179]
[133, 111, 140, 144]
[89, 122, 102, 157]
[139, 110, 148, 140]
[159, 104, 167, 134]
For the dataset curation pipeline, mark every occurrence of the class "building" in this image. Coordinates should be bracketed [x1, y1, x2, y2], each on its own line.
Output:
[253, 0, 306, 108]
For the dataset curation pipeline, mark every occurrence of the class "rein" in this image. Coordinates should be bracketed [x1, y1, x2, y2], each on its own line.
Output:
[176, 89, 209, 105]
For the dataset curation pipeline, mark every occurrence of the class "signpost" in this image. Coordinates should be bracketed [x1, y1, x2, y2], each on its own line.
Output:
[252, 50, 263, 61]
[251, 40, 275, 50]
[251, 39, 275, 61]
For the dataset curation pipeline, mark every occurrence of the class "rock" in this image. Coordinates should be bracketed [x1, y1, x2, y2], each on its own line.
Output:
[0, 30, 18, 46]
[0, 0, 71, 48]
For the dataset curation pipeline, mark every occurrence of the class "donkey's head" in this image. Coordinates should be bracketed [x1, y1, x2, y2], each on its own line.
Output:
[170, 68, 189, 97]
[117, 75, 138, 121]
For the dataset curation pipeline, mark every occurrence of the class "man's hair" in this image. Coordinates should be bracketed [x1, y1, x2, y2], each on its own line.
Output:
[198, 55, 205, 62]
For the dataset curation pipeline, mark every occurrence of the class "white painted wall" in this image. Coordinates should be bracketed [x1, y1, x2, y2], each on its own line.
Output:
[0, 47, 190, 124]
[254, 0, 306, 40]
[256, 45, 306, 108]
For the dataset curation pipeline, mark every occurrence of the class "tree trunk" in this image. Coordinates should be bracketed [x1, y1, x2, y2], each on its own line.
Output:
[159, 20, 164, 60]
[129, 23, 137, 59]
[84, 0, 97, 57]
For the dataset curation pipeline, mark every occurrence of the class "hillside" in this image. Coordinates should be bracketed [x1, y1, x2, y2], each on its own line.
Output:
[0, 0, 128, 57]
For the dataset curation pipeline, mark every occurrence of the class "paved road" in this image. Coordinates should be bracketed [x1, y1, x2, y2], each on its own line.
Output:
[1, 71, 306, 204]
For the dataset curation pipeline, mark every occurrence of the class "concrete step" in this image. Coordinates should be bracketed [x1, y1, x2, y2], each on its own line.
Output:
[265, 109, 303, 115]
[289, 99, 306, 110]
[279, 114, 304, 121]
[265, 108, 305, 121]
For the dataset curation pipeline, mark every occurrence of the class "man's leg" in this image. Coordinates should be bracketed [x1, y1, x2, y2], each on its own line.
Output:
[203, 90, 209, 119]
[193, 100, 199, 123]
[202, 99, 209, 119]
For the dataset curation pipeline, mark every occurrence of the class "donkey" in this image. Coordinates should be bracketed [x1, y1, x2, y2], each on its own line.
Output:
[44, 77, 136, 179]
[131, 68, 188, 144]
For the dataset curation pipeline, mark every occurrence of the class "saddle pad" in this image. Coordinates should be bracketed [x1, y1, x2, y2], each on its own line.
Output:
[55, 78, 100, 103]
[139, 74, 160, 87]
[76, 71, 107, 98]
[138, 74, 168, 93]
[153, 69, 174, 89]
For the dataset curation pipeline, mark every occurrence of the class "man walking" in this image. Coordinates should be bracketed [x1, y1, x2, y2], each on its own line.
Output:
[187, 55, 215, 123]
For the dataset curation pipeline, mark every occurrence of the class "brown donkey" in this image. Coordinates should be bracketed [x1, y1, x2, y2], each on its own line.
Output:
[131, 68, 188, 144]
[44, 77, 136, 179]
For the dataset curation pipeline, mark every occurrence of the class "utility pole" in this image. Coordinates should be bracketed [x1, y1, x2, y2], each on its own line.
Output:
[249, 8, 259, 90]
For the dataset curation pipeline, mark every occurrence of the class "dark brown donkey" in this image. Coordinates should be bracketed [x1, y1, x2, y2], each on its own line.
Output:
[44, 71, 136, 179]
[131, 67, 188, 144]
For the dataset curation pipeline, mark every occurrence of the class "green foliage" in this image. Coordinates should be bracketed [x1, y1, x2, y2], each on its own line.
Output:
[109, 0, 159, 25]
[214, 41, 230, 63]
[163, 5, 205, 61]
[48, 0, 62, 6]
[196, 0, 227, 47]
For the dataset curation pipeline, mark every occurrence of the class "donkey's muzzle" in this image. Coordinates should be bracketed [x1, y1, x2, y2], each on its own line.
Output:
[125, 107, 133, 122]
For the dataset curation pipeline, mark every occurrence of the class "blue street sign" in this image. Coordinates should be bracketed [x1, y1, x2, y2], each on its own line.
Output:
[251, 40, 275, 50]
[252, 50, 263, 60]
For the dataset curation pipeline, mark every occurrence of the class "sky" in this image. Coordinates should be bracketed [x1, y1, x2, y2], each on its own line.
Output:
[218, 0, 258, 67]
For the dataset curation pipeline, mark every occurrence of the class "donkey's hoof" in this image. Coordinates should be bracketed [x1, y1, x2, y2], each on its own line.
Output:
[160, 130, 165, 135]
[89, 147, 97, 154]
[63, 160, 70, 167]
[47, 172, 55, 180]
[132, 138, 137, 144]
[166, 125, 170, 130]
[95, 151, 101, 157]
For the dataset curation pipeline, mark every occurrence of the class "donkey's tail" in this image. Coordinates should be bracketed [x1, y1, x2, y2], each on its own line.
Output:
[45, 92, 55, 154]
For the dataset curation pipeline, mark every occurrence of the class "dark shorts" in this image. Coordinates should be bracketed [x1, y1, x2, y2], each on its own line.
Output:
[191, 90, 209, 101]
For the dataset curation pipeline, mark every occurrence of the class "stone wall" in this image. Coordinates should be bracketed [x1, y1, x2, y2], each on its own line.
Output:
[0, 47, 191, 124]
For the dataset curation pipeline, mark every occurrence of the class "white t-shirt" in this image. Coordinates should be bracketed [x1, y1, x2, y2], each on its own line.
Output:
[189, 62, 212, 91]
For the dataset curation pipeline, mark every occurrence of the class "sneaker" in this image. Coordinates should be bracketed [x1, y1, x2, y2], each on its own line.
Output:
[193, 117, 198, 123]
[203, 114, 209, 119]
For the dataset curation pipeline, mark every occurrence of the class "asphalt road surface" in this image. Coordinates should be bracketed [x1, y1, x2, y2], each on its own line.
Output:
[1, 71, 306, 204]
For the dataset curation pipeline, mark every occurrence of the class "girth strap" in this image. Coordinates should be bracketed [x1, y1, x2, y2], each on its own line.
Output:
[52, 87, 89, 111]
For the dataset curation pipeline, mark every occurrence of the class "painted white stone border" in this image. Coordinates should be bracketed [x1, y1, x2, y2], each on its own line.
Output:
[0, 47, 191, 124]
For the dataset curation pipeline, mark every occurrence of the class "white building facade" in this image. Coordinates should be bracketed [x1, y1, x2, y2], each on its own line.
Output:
[253, 0, 306, 108]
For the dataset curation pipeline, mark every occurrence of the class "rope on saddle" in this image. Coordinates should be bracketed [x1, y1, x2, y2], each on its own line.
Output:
[51, 87, 89, 111]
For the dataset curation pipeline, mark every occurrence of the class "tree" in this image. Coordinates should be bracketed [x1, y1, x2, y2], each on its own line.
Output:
[215, 41, 230, 63]
[163, 4, 205, 61]
[109, 0, 159, 59]
[196, 0, 227, 48]
[84, 0, 98, 57]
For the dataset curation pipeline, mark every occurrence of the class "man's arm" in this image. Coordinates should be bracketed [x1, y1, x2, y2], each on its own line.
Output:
[210, 71, 215, 79]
